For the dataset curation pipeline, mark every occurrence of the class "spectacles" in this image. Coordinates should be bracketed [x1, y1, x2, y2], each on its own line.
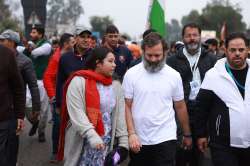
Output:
[184, 34, 200, 39]
[229, 48, 246, 53]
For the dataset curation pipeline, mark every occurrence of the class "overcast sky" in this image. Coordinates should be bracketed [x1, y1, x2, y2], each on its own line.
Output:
[80, 0, 249, 38]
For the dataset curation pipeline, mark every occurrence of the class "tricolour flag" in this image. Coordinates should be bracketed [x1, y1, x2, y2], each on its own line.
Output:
[148, 0, 166, 37]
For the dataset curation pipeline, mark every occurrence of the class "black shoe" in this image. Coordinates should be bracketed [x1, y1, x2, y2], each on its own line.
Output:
[28, 121, 39, 136]
[38, 132, 46, 143]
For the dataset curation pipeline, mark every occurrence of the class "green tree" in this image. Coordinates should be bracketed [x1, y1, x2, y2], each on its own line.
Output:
[0, 0, 19, 32]
[166, 19, 182, 42]
[200, 1, 246, 36]
[246, 28, 250, 44]
[181, 0, 246, 37]
[90, 16, 114, 37]
[47, 0, 83, 30]
[181, 10, 201, 27]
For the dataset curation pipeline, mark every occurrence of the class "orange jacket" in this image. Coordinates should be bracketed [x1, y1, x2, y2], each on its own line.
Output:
[127, 44, 142, 59]
[43, 48, 61, 99]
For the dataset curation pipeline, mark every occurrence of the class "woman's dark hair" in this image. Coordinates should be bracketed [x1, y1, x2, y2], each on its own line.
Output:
[84, 47, 111, 70]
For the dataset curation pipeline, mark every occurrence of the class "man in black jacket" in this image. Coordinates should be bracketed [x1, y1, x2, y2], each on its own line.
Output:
[0, 29, 40, 134]
[56, 28, 92, 111]
[167, 23, 217, 166]
[194, 32, 250, 166]
[0, 44, 25, 166]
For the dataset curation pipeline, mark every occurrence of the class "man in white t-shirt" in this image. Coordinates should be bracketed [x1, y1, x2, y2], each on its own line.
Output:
[122, 32, 192, 166]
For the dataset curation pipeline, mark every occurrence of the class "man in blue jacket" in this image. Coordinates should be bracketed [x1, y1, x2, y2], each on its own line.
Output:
[103, 25, 133, 81]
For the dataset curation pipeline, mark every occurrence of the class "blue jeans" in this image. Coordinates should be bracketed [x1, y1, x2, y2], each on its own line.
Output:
[51, 102, 60, 154]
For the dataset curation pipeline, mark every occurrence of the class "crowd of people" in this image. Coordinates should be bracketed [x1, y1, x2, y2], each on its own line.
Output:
[0, 22, 250, 166]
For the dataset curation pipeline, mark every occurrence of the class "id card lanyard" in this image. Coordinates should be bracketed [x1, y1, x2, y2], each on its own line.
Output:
[187, 50, 201, 77]
[185, 49, 201, 100]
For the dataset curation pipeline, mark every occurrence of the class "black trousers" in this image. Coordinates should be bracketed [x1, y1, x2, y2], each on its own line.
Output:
[211, 145, 250, 166]
[0, 119, 18, 166]
[175, 135, 204, 166]
[129, 140, 177, 166]
[175, 119, 204, 166]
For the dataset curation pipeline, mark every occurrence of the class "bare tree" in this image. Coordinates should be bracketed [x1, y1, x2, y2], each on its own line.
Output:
[47, 0, 83, 31]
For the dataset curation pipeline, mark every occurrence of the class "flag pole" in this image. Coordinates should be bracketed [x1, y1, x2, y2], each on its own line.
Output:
[220, 21, 227, 42]
[146, 0, 154, 30]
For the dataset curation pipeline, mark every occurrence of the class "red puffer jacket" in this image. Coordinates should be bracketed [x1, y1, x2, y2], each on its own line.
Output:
[43, 48, 61, 99]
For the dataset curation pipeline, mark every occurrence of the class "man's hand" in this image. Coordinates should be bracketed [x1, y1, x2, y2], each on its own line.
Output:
[182, 136, 192, 150]
[129, 134, 142, 153]
[49, 96, 56, 104]
[16, 119, 25, 135]
[197, 137, 208, 153]
[55, 108, 60, 114]
[30, 111, 40, 122]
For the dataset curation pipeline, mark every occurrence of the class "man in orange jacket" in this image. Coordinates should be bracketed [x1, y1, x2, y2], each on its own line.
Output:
[43, 33, 75, 162]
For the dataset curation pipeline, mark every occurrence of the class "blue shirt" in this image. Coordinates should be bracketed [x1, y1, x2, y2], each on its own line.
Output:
[113, 45, 133, 80]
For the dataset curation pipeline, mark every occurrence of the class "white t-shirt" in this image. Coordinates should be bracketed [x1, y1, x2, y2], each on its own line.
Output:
[122, 63, 184, 145]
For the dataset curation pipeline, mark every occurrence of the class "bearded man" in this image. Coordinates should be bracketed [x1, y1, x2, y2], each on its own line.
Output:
[167, 23, 217, 166]
[122, 32, 192, 166]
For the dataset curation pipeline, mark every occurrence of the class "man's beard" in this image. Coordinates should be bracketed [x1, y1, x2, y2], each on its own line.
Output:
[31, 37, 39, 42]
[184, 42, 200, 55]
[227, 56, 247, 70]
[142, 55, 166, 73]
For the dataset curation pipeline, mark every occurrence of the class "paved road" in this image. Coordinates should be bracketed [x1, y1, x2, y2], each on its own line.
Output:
[17, 118, 212, 166]
[17, 118, 130, 166]
[18, 118, 63, 166]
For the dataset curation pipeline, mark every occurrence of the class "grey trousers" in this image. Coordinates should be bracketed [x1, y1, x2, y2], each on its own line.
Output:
[26, 80, 49, 134]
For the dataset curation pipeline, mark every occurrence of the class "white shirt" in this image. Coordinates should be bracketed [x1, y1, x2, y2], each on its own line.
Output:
[183, 48, 202, 100]
[31, 43, 52, 58]
[122, 63, 184, 145]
